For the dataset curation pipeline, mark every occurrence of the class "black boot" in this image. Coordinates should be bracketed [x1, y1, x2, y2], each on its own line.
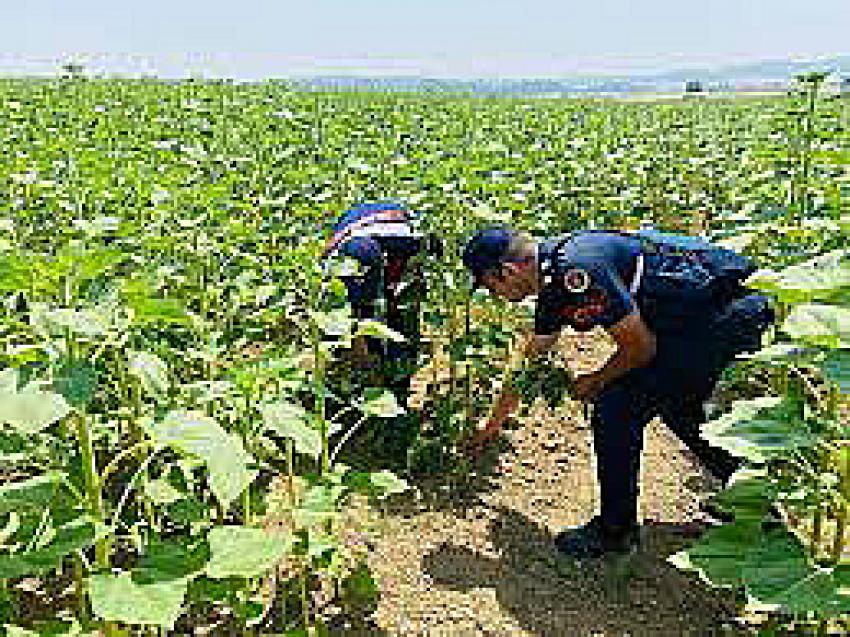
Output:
[554, 516, 640, 560]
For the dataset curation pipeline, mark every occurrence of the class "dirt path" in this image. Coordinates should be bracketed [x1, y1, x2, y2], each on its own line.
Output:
[365, 334, 745, 636]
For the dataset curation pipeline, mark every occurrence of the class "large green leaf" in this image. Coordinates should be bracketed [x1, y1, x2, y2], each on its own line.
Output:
[742, 528, 810, 602]
[0, 473, 95, 579]
[701, 396, 818, 463]
[748, 249, 850, 304]
[145, 411, 257, 510]
[705, 472, 776, 523]
[782, 304, 850, 349]
[668, 521, 763, 587]
[260, 400, 321, 459]
[204, 526, 292, 579]
[89, 572, 187, 629]
[0, 370, 71, 435]
[768, 564, 850, 615]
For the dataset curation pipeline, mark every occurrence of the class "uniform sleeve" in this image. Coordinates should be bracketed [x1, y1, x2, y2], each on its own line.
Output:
[535, 260, 635, 334]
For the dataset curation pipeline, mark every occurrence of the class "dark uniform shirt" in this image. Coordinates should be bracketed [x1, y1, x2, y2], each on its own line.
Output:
[535, 231, 643, 336]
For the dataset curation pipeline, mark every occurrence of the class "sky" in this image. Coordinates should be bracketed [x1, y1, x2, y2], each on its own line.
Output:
[1, 0, 849, 79]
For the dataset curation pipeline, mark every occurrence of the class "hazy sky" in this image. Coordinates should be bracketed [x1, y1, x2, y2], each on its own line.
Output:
[2, 0, 848, 78]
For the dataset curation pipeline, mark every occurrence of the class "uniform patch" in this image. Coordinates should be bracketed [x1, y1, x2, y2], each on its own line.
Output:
[563, 268, 591, 293]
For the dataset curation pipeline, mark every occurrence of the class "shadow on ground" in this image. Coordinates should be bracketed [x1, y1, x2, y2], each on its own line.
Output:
[422, 505, 744, 636]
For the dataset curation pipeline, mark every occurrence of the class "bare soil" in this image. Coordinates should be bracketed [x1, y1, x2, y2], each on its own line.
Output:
[363, 331, 746, 636]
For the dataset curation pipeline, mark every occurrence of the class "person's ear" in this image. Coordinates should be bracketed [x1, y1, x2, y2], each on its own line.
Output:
[503, 262, 521, 277]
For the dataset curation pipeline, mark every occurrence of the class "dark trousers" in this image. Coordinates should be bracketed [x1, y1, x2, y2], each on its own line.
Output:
[591, 364, 740, 537]
[591, 292, 775, 536]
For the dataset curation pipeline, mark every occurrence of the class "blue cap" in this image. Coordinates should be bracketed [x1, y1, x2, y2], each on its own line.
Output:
[461, 226, 515, 288]
[339, 236, 383, 266]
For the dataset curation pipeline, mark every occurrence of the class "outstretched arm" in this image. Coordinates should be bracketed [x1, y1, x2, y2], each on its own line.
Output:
[467, 333, 558, 454]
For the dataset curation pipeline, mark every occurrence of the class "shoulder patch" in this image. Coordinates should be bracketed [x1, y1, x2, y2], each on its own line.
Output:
[563, 268, 591, 293]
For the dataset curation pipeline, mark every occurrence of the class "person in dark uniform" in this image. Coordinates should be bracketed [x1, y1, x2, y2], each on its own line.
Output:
[323, 201, 435, 383]
[461, 226, 775, 559]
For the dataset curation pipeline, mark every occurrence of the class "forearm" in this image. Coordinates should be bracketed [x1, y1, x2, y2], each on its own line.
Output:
[593, 341, 655, 388]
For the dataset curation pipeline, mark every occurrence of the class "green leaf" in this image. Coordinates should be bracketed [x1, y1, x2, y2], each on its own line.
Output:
[128, 351, 170, 401]
[89, 572, 187, 629]
[742, 527, 810, 603]
[749, 250, 850, 304]
[134, 536, 210, 584]
[0, 382, 71, 435]
[360, 389, 405, 419]
[782, 304, 850, 349]
[294, 484, 344, 527]
[769, 564, 850, 615]
[53, 359, 98, 408]
[311, 309, 354, 337]
[355, 320, 406, 343]
[146, 411, 257, 510]
[204, 526, 292, 579]
[122, 278, 188, 325]
[37, 307, 115, 337]
[259, 401, 321, 459]
[369, 470, 409, 498]
[706, 472, 776, 523]
[701, 396, 818, 463]
[741, 343, 818, 364]
[668, 521, 763, 587]
[145, 478, 184, 505]
[0, 473, 95, 579]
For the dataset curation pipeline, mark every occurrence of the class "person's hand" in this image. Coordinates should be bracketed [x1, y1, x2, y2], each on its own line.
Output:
[573, 372, 605, 402]
[465, 419, 503, 459]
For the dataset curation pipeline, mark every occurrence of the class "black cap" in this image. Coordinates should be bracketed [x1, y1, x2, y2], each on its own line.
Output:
[461, 226, 515, 288]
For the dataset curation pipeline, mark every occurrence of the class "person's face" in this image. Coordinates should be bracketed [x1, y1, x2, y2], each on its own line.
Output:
[479, 259, 535, 302]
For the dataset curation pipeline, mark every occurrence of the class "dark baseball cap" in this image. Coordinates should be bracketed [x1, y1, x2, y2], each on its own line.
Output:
[461, 226, 515, 288]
